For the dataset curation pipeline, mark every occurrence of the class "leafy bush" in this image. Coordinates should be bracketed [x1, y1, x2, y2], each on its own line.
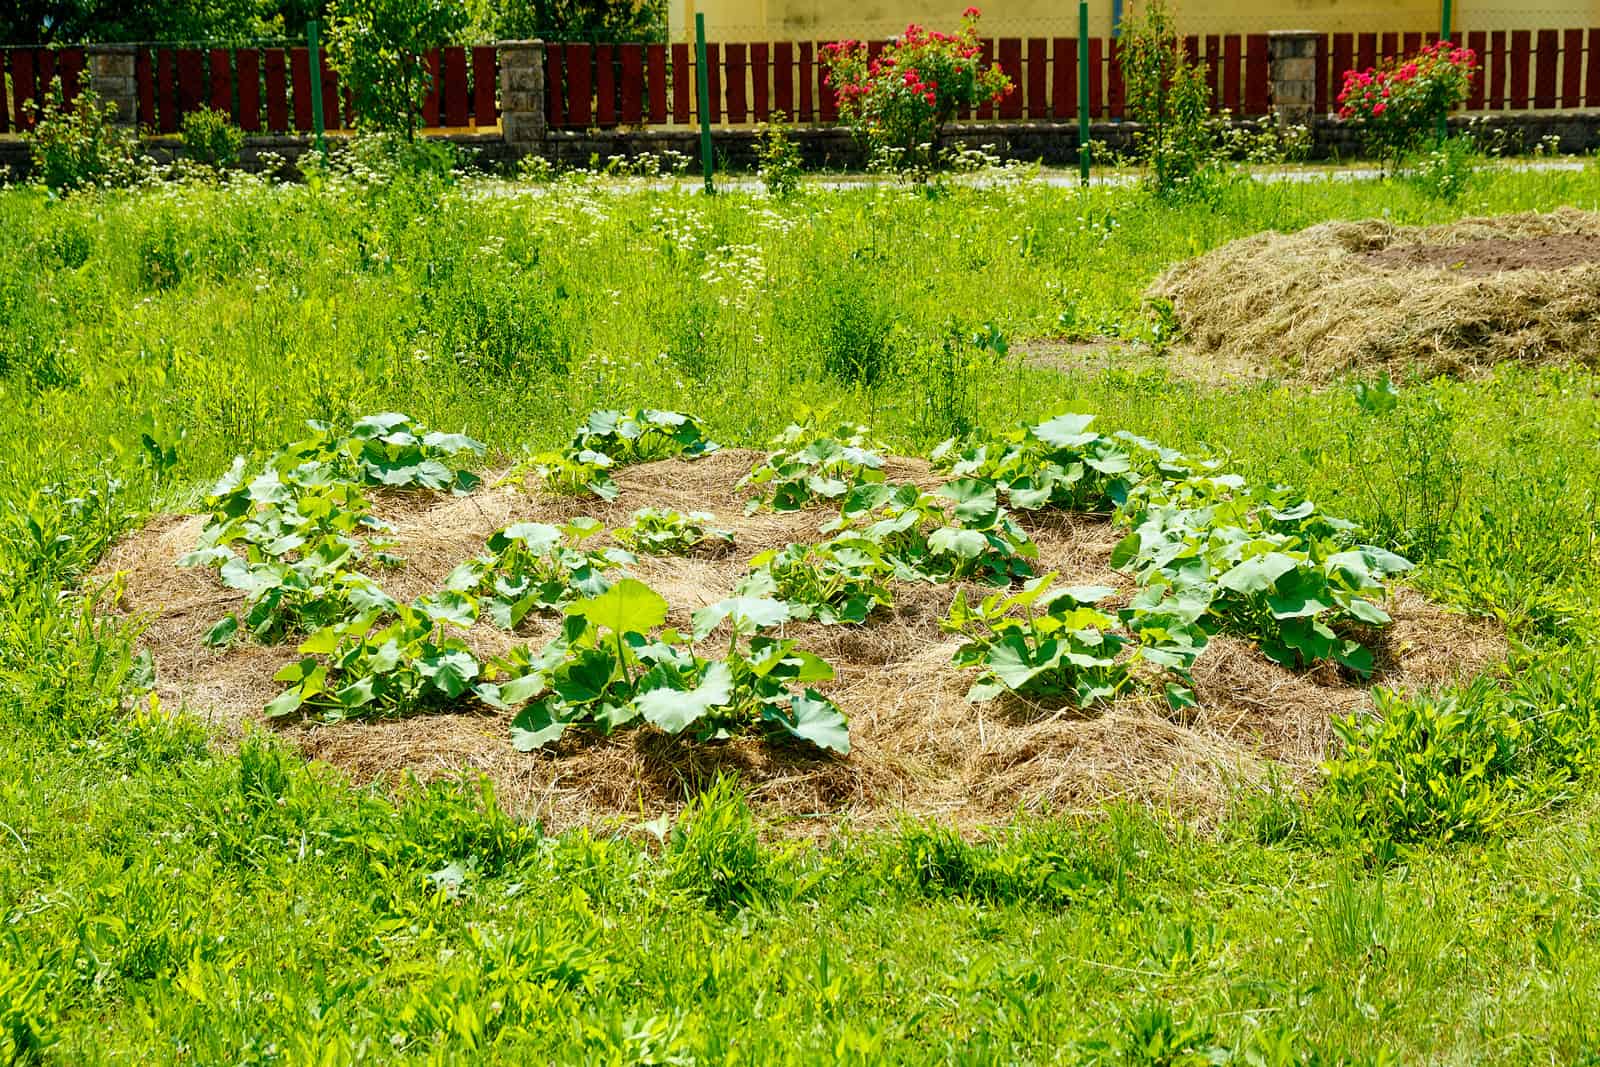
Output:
[25, 79, 143, 193]
[445, 519, 632, 628]
[1117, 0, 1218, 198]
[756, 111, 803, 198]
[823, 479, 1036, 586]
[740, 423, 886, 512]
[932, 412, 1134, 514]
[1338, 40, 1478, 169]
[820, 8, 1012, 174]
[180, 106, 245, 169]
[741, 537, 895, 625]
[665, 776, 778, 911]
[326, 0, 468, 139]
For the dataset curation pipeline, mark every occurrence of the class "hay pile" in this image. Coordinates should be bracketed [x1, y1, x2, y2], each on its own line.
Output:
[94, 451, 1503, 835]
[1154, 207, 1600, 381]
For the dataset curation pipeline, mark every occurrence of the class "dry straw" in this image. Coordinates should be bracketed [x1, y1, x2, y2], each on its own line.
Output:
[1154, 207, 1600, 381]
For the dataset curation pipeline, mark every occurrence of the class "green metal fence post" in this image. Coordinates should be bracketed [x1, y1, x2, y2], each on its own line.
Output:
[1436, 0, 1454, 143]
[1078, 0, 1091, 183]
[695, 13, 715, 193]
[307, 20, 326, 157]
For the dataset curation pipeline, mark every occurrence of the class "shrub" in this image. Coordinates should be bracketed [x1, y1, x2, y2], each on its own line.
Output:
[1118, 0, 1217, 197]
[25, 79, 143, 193]
[180, 106, 245, 169]
[1337, 40, 1478, 170]
[756, 111, 802, 198]
[820, 8, 1011, 174]
[326, 0, 467, 140]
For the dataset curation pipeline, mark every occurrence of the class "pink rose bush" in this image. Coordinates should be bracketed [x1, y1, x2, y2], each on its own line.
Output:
[1337, 41, 1478, 167]
[820, 8, 1012, 173]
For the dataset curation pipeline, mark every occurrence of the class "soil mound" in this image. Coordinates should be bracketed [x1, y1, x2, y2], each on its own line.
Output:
[1153, 207, 1600, 381]
[94, 453, 1503, 835]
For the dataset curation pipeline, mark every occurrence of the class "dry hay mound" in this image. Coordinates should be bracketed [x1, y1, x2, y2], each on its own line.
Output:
[1153, 207, 1600, 381]
[94, 451, 1503, 836]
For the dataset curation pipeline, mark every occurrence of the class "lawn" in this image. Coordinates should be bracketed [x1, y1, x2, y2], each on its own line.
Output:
[2, 163, 1600, 1064]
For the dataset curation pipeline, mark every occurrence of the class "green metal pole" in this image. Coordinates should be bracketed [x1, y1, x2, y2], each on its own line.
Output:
[695, 13, 715, 193]
[307, 20, 326, 157]
[1077, 0, 1091, 183]
[1436, 0, 1454, 143]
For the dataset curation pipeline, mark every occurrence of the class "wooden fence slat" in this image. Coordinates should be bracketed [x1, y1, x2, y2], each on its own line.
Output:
[1026, 37, 1047, 118]
[1204, 35, 1220, 110]
[1535, 28, 1558, 108]
[264, 49, 287, 131]
[547, 45, 565, 126]
[1380, 33, 1399, 60]
[817, 43, 838, 122]
[1402, 32, 1422, 55]
[0, 54, 9, 132]
[1330, 32, 1354, 95]
[772, 41, 793, 118]
[135, 48, 156, 128]
[1088, 37, 1104, 118]
[645, 43, 667, 123]
[1313, 32, 1329, 114]
[422, 48, 441, 125]
[1466, 31, 1487, 108]
[320, 50, 339, 129]
[37, 51, 55, 112]
[473, 45, 497, 125]
[12, 50, 36, 130]
[209, 48, 231, 115]
[725, 42, 746, 123]
[158, 49, 180, 133]
[236, 49, 260, 130]
[1356, 32, 1376, 75]
[1562, 28, 1583, 108]
[565, 44, 590, 126]
[798, 42, 814, 122]
[1108, 38, 1125, 117]
[1053, 37, 1075, 119]
[60, 48, 85, 109]
[671, 43, 690, 123]
[594, 44, 616, 126]
[751, 42, 769, 121]
[1588, 29, 1600, 107]
[177, 48, 204, 117]
[620, 43, 643, 124]
[706, 42, 723, 122]
[289, 47, 312, 131]
[1244, 33, 1269, 114]
[1489, 31, 1506, 109]
[1222, 34, 1241, 112]
[998, 37, 1023, 119]
[978, 38, 996, 118]
[1510, 30, 1531, 109]
[443, 45, 468, 126]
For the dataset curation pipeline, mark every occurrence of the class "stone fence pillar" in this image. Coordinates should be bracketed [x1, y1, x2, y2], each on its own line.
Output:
[85, 44, 139, 127]
[499, 41, 547, 154]
[1268, 31, 1322, 126]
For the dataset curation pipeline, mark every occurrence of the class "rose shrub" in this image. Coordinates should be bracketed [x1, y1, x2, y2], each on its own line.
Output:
[820, 7, 1012, 174]
[1338, 40, 1478, 169]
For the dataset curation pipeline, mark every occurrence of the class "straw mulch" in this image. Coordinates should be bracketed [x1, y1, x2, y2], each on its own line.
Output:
[93, 450, 1503, 835]
[1153, 207, 1600, 381]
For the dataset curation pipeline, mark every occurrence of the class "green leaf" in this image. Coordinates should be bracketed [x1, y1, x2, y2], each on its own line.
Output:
[1030, 413, 1098, 448]
[937, 478, 999, 523]
[263, 687, 305, 719]
[1217, 552, 1301, 595]
[511, 700, 569, 751]
[204, 614, 239, 647]
[928, 527, 989, 561]
[414, 590, 478, 629]
[772, 690, 850, 754]
[691, 596, 791, 640]
[636, 661, 735, 734]
[417, 649, 480, 697]
[1345, 597, 1392, 625]
[490, 522, 562, 556]
[568, 578, 669, 635]
[1109, 532, 1142, 570]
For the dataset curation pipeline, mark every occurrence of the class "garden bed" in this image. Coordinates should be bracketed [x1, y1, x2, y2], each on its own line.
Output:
[95, 448, 1502, 835]
[1154, 207, 1600, 380]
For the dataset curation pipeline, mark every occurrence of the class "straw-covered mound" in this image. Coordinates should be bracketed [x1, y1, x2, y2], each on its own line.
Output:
[95, 450, 1503, 835]
[1154, 207, 1600, 381]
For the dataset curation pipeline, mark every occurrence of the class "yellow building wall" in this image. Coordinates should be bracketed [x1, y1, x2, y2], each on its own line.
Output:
[672, 1, 1600, 42]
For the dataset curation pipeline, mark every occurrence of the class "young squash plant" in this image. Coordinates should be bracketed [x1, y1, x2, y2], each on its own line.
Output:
[613, 507, 734, 555]
[822, 480, 1036, 586]
[265, 591, 482, 722]
[740, 422, 887, 512]
[932, 413, 1135, 514]
[476, 579, 849, 754]
[570, 409, 721, 462]
[740, 537, 895, 625]
[500, 448, 619, 501]
[444, 519, 633, 629]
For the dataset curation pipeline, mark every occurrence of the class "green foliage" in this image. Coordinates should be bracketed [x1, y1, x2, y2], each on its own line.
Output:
[932, 411, 1134, 514]
[570, 408, 720, 462]
[740, 422, 886, 512]
[482, 581, 849, 754]
[265, 592, 482, 720]
[490, 0, 665, 42]
[446, 518, 631, 629]
[326, 0, 467, 140]
[612, 507, 733, 555]
[740, 538, 894, 625]
[503, 448, 619, 501]
[26, 79, 143, 193]
[664, 775, 777, 910]
[823, 479, 1037, 586]
[180, 106, 245, 170]
[1118, 0, 1220, 198]
[756, 112, 803, 199]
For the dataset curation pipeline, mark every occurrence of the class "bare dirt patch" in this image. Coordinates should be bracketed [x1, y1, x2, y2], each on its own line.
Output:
[1153, 207, 1600, 380]
[94, 453, 1504, 835]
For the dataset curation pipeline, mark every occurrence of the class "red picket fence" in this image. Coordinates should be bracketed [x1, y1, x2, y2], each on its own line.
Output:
[1323, 29, 1600, 113]
[543, 35, 1275, 128]
[2, 48, 88, 132]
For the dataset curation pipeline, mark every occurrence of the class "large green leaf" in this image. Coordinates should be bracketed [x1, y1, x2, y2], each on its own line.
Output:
[770, 690, 850, 754]
[511, 700, 569, 751]
[928, 527, 989, 561]
[692, 597, 791, 640]
[636, 661, 735, 734]
[567, 578, 668, 635]
[1217, 552, 1301, 595]
[1030, 413, 1098, 448]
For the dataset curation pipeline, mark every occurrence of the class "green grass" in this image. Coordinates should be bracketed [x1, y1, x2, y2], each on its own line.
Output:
[3, 165, 1600, 1062]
